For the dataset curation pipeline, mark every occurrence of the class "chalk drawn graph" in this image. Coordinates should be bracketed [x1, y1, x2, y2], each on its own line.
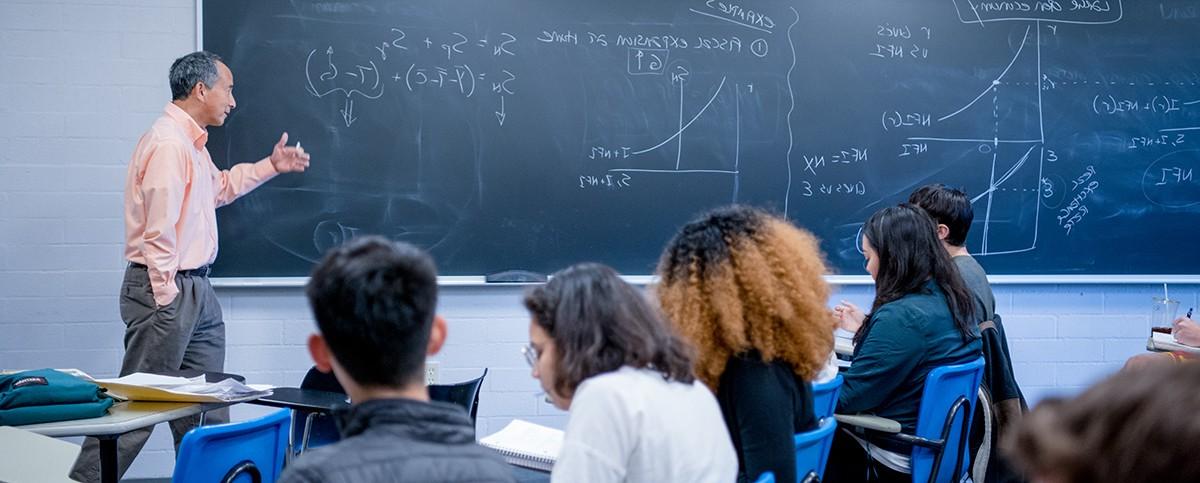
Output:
[895, 0, 1140, 257]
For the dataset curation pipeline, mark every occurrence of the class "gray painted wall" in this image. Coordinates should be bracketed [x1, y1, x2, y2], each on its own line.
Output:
[1, 0, 1196, 477]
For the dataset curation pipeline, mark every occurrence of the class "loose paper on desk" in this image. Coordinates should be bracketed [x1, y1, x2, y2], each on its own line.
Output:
[85, 372, 273, 403]
[479, 419, 563, 472]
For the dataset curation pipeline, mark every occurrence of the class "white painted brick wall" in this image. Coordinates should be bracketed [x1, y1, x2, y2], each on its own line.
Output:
[2, 1, 1198, 478]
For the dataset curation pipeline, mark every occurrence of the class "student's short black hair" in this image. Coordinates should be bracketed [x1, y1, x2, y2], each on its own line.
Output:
[908, 184, 973, 247]
[305, 236, 438, 387]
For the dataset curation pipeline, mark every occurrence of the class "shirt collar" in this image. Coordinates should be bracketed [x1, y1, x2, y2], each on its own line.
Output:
[163, 102, 209, 151]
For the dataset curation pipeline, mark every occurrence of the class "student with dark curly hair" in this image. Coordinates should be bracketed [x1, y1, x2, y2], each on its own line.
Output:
[655, 205, 836, 483]
[523, 263, 737, 483]
[827, 204, 982, 482]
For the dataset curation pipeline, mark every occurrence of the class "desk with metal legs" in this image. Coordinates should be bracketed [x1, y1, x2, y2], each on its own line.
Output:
[249, 387, 349, 461]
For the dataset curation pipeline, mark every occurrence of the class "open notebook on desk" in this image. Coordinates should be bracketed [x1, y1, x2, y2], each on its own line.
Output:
[480, 419, 563, 472]
[1147, 331, 1200, 355]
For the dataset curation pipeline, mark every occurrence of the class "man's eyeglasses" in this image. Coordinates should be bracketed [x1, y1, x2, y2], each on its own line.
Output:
[521, 344, 539, 367]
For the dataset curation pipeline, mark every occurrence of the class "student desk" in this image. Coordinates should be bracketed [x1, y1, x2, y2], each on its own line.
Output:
[17, 400, 234, 483]
[249, 387, 349, 460]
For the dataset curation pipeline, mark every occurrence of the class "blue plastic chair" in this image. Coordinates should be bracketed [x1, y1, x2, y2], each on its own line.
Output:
[794, 416, 838, 482]
[909, 357, 984, 483]
[173, 409, 290, 483]
[812, 374, 843, 419]
[753, 471, 776, 483]
[838, 357, 985, 483]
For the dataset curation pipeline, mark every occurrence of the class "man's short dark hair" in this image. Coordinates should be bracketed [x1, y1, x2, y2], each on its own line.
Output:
[305, 236, 438, 387]
[908, 184, 973, 247]
[169, 51, 223, 101]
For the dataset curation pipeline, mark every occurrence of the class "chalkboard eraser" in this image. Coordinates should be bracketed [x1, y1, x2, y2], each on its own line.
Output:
[485, 270, 548, 283]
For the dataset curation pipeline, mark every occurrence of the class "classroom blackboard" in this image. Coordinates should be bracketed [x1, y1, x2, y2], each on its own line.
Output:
[202, 0, 1200, 278]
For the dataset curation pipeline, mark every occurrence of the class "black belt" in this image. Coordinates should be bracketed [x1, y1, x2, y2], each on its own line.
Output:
[128, 262, 211, 278]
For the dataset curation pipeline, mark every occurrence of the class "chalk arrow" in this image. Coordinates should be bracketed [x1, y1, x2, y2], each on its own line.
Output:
[320, 46, 338, 81]
[340, 98, 357, 127]
[495, 96, 506, 126]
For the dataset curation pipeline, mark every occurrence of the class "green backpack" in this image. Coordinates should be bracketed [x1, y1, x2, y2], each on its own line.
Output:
[0, 369, 115, 426]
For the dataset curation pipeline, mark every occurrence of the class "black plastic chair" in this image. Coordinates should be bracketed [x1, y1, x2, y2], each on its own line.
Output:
[289, 367, 346, 454]
[285, 367, 489, 454]
[429, 368, 488, 427]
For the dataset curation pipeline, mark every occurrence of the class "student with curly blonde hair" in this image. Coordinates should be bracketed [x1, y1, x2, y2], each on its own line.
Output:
[655, 205, 836, 483]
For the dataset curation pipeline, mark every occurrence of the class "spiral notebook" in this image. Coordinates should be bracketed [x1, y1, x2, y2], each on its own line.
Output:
[479, 419, 563, 472]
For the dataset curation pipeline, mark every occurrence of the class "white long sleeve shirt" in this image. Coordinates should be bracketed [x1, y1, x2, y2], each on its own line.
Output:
[551, 366, 737, 483]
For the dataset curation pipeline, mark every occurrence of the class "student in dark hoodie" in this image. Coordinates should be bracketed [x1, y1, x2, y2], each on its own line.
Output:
[279, 236, 514, 483]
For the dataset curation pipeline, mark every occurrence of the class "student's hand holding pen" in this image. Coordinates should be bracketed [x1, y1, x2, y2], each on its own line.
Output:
[833, 300, 866, 333]
[1172, 314, 1200, 347]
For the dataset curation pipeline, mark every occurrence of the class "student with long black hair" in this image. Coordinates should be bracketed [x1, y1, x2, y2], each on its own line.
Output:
[826, 204, 983, 482]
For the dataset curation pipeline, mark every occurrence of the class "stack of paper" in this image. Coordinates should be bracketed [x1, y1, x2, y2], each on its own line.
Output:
[85, 373, 273, 403]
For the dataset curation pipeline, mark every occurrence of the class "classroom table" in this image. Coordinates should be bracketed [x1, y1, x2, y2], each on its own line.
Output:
[17, 400, 233, 483]
[11, 370, 248, 483]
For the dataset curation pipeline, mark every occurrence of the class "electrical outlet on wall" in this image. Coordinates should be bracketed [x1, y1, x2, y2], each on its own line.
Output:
[425, 361, 439, 385]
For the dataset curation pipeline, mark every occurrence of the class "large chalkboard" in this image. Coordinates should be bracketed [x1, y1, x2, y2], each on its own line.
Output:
[202, 0, 1200, 278]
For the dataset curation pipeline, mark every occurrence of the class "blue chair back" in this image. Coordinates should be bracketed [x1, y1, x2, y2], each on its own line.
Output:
[911, 357, 985, 483]
[794, 416, 837, 481]
[812, 374, 843, 419]
[753, 471, 776, 483]
[174, 409, 290, 483]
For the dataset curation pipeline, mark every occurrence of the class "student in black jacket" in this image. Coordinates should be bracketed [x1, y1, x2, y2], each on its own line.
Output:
[828, 204, 982, 483]
[656, 205, 836, 483]
[279, 237, 514, 483]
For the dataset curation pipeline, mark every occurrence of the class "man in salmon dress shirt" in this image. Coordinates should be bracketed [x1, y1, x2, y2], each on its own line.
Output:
[70, 51, 311, 482]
